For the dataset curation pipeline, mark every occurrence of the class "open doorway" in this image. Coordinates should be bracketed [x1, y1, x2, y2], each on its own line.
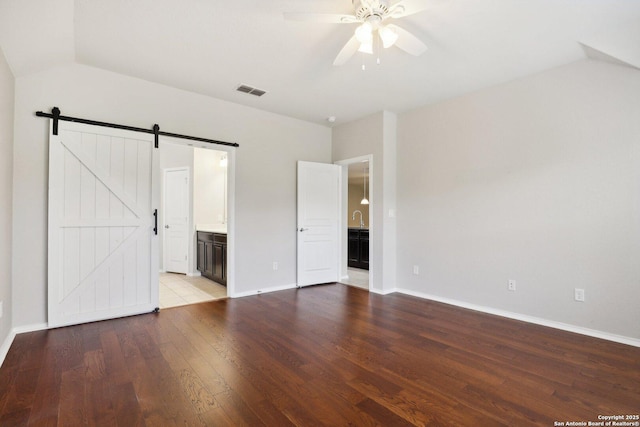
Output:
[335, 155, 373, 290]
[158, 140, 233, 308]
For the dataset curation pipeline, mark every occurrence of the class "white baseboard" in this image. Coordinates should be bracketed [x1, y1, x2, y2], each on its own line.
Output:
[0, 329, 16, 368]
[0, 322, 48, 368]
[13, 322, 48, 334]
[395, 288, 640, 348]
[160, 270, 201, 278]
[231, 283, 298, 298]
[370, 287, 397, 295]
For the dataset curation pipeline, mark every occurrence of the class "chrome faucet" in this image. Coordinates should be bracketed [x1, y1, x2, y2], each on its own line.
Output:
[352, 210, 364, 228]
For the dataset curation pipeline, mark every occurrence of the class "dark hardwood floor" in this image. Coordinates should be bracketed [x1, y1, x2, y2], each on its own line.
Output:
[0, 284, 638, 426]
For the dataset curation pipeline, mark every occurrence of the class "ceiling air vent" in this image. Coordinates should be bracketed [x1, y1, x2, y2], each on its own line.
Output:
[236, 84, 267, 97]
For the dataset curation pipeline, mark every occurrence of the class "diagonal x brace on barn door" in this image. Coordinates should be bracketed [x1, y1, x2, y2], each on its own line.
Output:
[57, 226, 149, 304]
[59, 135, 145, 219]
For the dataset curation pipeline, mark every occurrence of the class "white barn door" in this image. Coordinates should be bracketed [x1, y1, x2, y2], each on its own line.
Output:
[48, 120, 159, 328]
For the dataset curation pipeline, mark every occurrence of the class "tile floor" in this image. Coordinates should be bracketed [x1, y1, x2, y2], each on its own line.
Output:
[341, 267, 370, 289]
[159, 273, 227, 309]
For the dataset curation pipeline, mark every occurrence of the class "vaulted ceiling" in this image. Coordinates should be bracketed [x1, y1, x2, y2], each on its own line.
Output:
[1, 0, 639, 126]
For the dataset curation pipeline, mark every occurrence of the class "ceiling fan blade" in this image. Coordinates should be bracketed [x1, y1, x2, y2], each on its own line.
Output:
[333, 34, 361, 66]
[386, 24, 427, 56]
[389, 0, 432, 18]
[283, 12, 358, 24]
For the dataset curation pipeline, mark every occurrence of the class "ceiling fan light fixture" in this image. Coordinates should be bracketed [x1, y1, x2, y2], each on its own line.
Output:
[358, 41, 373, 54]
[379, 25, 398, 48]
[285, 0, 429, 66]
[355, 22, 373, 44]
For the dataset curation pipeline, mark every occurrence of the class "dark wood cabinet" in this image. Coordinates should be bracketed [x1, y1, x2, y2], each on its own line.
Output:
[205, 241, 215, 278]
[196, 231, 227, 286]
[197, 240, 205, 272]
[213, 234, 227, 285]
[348, 228, 369, 270]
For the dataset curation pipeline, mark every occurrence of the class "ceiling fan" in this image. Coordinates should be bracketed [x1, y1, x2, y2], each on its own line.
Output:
[284, 0, 430, 66]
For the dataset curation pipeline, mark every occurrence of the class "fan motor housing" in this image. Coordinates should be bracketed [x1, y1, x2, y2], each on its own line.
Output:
[352, 0, 390, 20]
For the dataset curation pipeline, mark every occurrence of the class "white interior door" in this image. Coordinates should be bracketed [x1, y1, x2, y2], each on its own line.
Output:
[163, 168, 189, 274]
[48, 120, 159, 328]
[297, 161, 341, 287]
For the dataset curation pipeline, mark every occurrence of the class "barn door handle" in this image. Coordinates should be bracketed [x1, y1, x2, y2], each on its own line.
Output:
[153, 209, 158, 235]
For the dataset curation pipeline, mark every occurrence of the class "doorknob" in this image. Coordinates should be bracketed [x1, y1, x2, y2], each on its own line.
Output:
[299, 227, 308, 232]
[165, 225, 170, 229]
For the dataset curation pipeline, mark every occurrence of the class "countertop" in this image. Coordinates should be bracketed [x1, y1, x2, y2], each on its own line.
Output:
[196, 224, 227, 234]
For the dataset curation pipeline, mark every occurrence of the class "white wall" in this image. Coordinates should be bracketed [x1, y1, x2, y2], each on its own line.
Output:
[332, 111, 397, 293]
[397, 59, 640, 340]
[348, 182, 369, 228]
[194, 148, 226, 227]
[0, 47, 14, 352]
[12, 63, 331, 328]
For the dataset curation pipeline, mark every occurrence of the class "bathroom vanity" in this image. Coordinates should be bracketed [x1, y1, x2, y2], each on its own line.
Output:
[348, 228, 369, 270]
[196, 229, 227, 286]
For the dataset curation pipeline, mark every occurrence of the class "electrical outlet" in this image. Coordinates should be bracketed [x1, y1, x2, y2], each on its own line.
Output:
[574, 288, 585, 302]
[413, 265, 420, 275]
[508, 280, 516, 291]
[273, 262, 278, 271]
